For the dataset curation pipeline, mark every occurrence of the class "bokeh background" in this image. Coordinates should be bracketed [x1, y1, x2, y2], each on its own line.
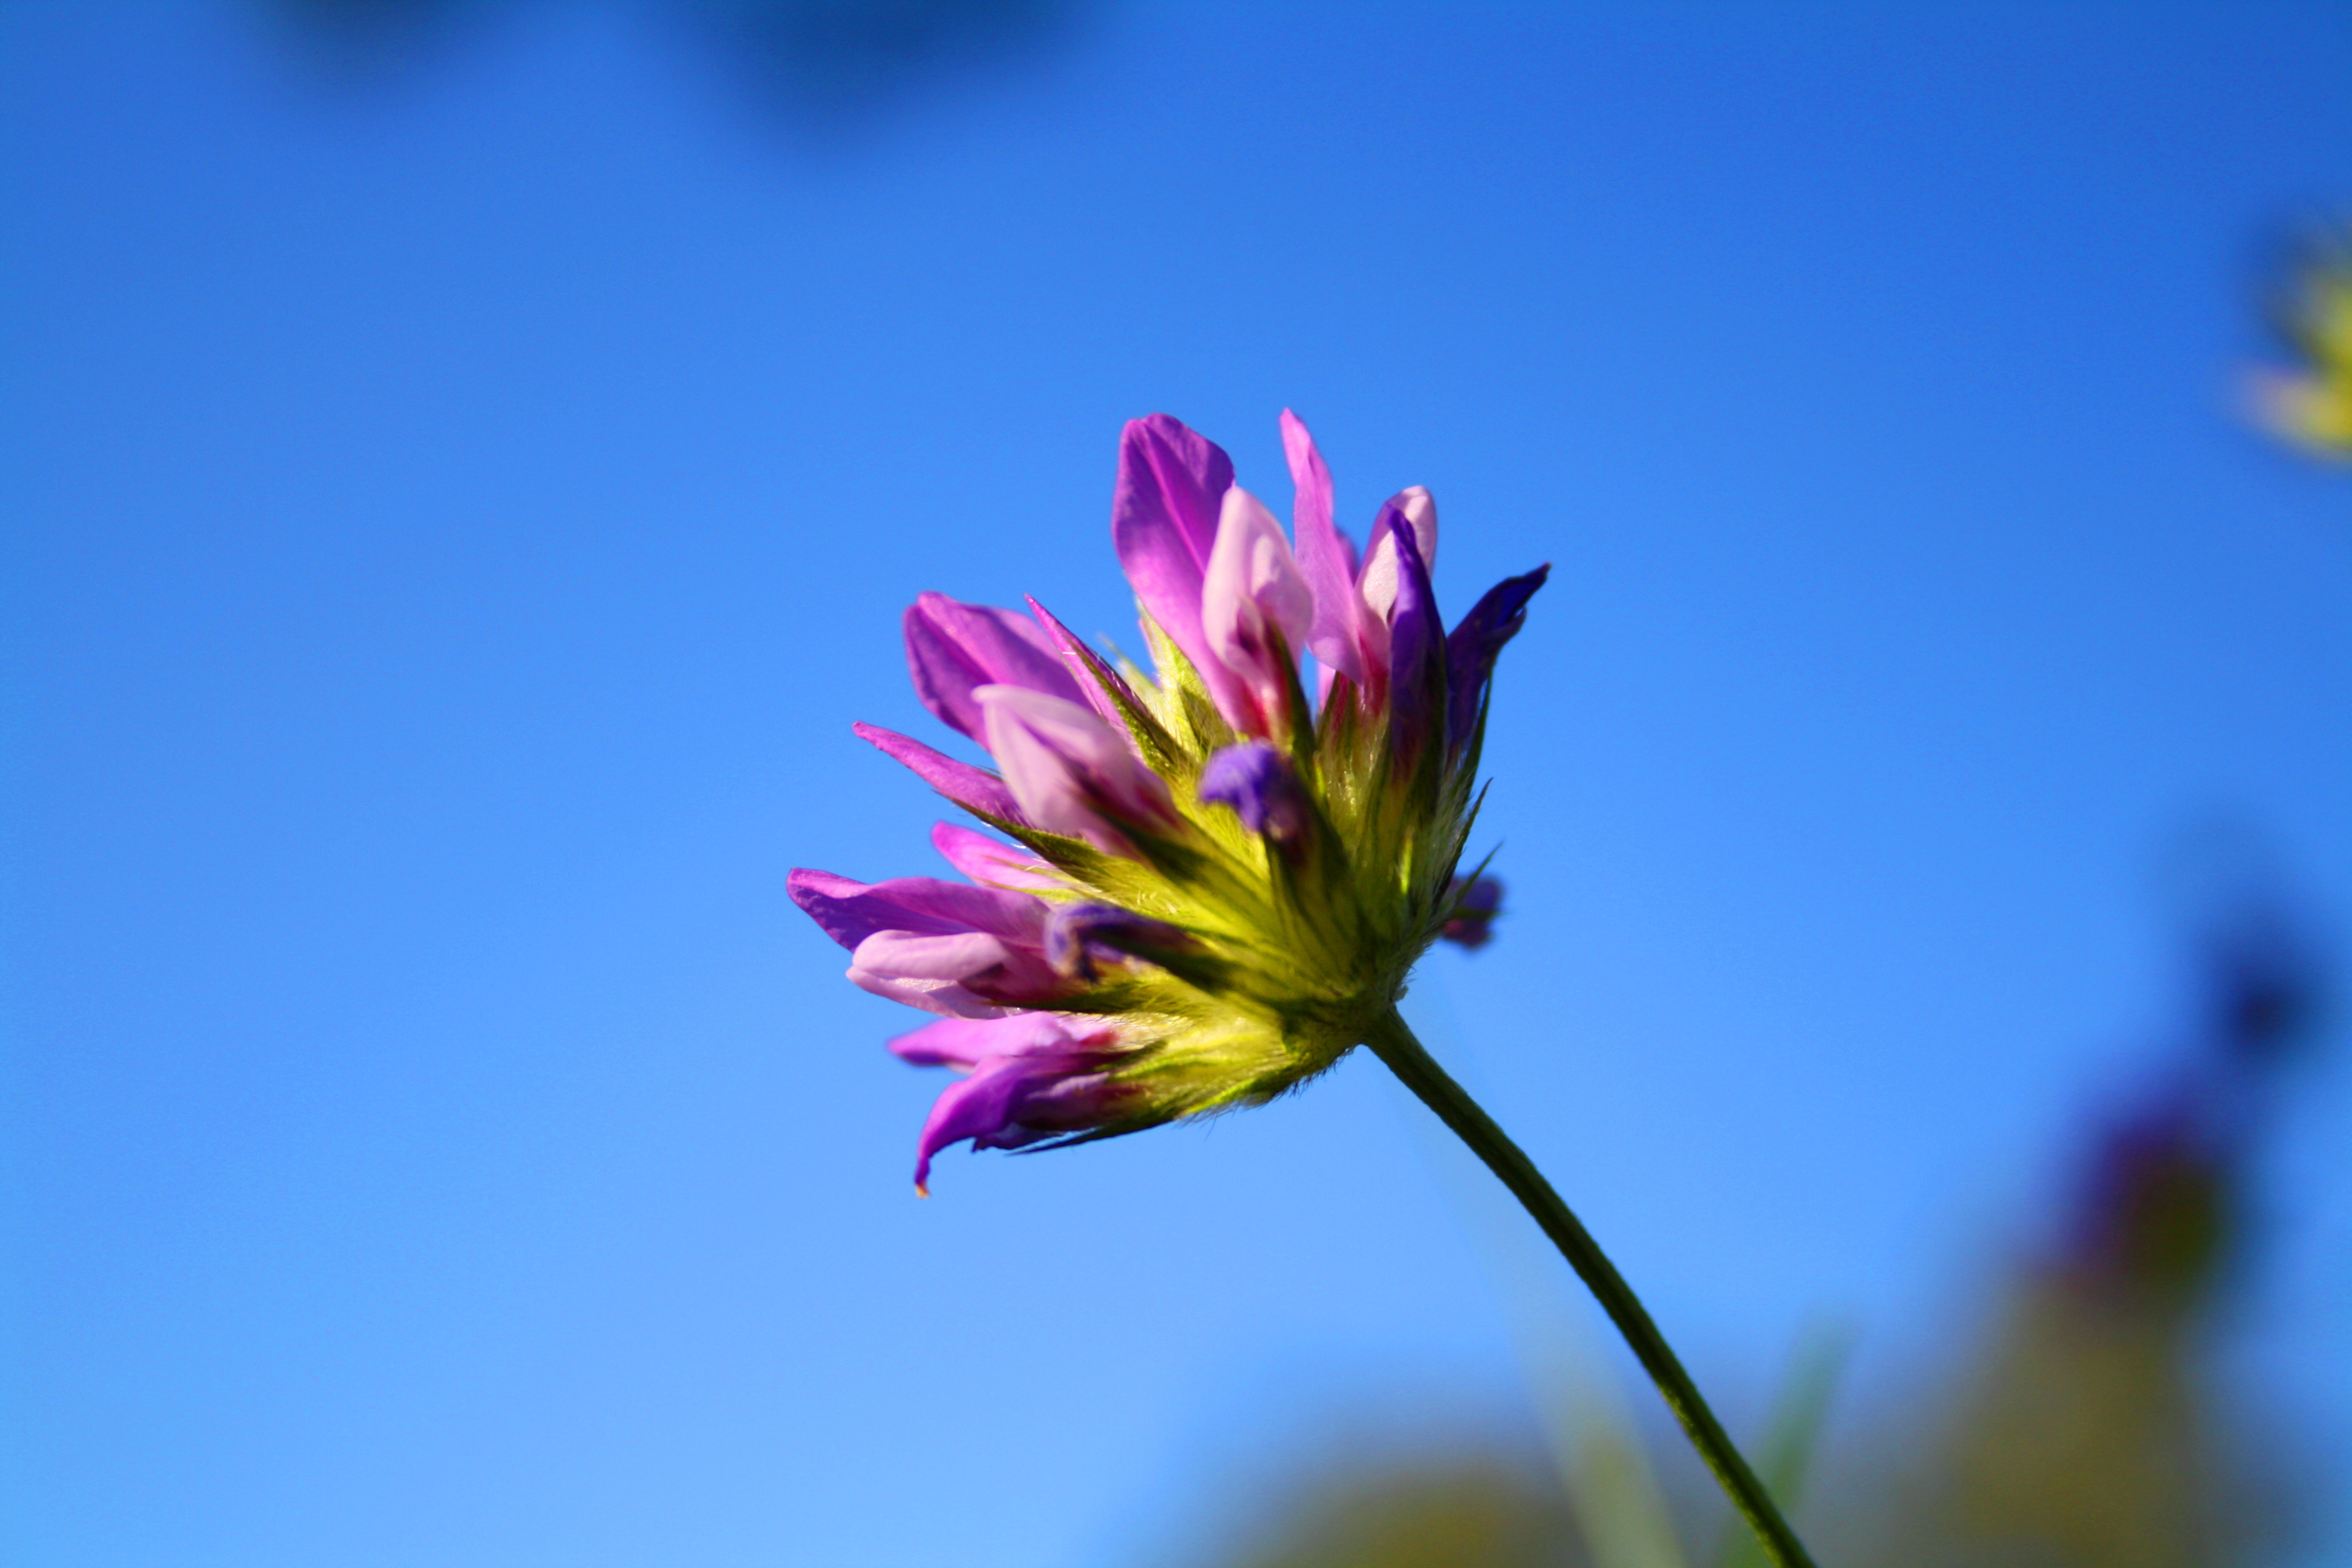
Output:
[4, 4, 2347, 1566]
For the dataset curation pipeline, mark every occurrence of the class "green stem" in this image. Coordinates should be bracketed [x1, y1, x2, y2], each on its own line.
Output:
[1364, 1009, 1821, 1568]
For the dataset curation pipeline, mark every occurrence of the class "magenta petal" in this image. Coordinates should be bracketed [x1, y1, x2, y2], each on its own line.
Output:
[888, 1010, 1095, 1069]
[786, 868, 875, 949]
[930, 822, 1063, 892]
[1111, 414, 1253, 717]
[852, 720, 1025, 824]
[1025, 595, 1144, 737]
[908, 1056, 1086, 1192]
[976, 684, 1178, 855]
[881, 874, 1048, 941]
[788, 867, 1050, 951]
[1111, 414, 1231, 637]
[1282, 410, 1367, 686]
[895, 1012, 1131, 1192]
[904, 592, 1084, 742]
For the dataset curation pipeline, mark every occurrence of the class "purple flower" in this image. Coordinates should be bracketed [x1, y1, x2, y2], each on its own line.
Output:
[801, 411, 1547, 1189]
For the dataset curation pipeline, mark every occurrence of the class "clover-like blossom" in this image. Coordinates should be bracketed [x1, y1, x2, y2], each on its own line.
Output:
[791, 411, 1546, 1192]
[787, 412, 1829, 1568]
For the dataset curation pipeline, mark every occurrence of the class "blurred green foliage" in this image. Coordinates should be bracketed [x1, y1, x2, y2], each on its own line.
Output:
[1215, 1457, 1572, 1568]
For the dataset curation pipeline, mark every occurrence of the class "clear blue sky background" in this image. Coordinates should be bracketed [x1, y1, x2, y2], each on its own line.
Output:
[4, 4, 2348, 1566]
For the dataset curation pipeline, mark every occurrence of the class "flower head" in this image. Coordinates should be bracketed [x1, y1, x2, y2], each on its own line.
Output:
[792, 411, 1546, 1191]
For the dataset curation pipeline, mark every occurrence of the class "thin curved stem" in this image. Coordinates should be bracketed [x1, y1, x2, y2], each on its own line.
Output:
[1364, 1009, 1821, 1568]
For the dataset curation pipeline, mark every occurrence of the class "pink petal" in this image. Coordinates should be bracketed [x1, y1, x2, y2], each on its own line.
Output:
[852, 722, 1026, 825]
[903, 592, 1083, 743]
[930, 822, 1063, 892]
[1357, 486, 1440, 623]
[1109, 414, 1256, 724]
[1024, 595, 1144, 739]
[976, 684, 1177, 856]
[1282, 409, 1368, 687]
[887, 1010, 1109, 1070]
[848, 930, 1013, 1018]
[1111, 414, 1228, 644]
[1201, 486, 1316, 735]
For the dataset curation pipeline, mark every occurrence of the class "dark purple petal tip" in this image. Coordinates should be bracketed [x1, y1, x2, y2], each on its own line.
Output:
[1439, 875, 1504, 951]
[1443, 564, 1549, 754]
[1045, 901, 1197, 979]
[892, 1012, 1135, 1194]
[1382, 512, 1445, 753]
[1198, 741, 1312, 842]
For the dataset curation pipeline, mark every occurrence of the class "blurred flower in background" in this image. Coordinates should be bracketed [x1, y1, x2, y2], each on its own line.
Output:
[2250, 229, 2352, 462]
[1855, 883, 2326, 1568]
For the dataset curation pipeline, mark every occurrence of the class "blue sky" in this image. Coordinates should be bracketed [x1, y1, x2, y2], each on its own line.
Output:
[4, 4, 2348, 1565]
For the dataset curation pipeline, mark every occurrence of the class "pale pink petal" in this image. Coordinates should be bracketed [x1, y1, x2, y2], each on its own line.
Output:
[1282, 409, 1368, 687]
[887, 1010, 1112, 1070]
[1200, 486, 1315, 735]
[848, 930, 1013, 1018]
[930, 822, 1063, 892]
[1024, 595, 1143, 739]
[976, 684, 1177, 856]
[1357, 486, 1440, 623]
